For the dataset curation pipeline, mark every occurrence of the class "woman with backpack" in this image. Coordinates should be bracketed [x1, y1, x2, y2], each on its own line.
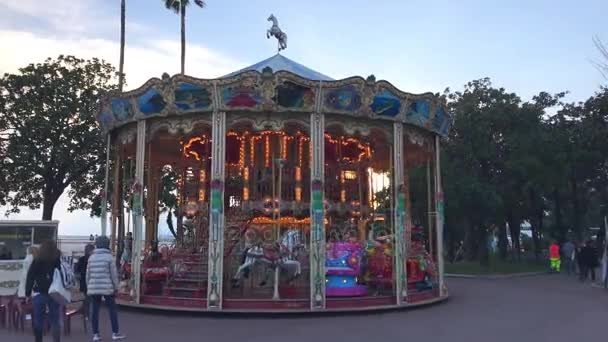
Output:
[25, 240, 62, 342]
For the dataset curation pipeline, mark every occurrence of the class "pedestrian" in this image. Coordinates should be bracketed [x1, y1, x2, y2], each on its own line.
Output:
[87, 236, 126, 341]
[18, 246, 38, 298]
[25, 240, 62, 342]
[549, 240, 560, 273]
[561, 239, 576, 275]
[75, 244, 95, 319]
[575, 241, 584, 275]
[579, 239, 599, 283]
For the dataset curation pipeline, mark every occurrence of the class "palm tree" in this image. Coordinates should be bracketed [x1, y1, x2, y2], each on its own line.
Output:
[119, 0, 126, 91]
[164, 0, 206, 75]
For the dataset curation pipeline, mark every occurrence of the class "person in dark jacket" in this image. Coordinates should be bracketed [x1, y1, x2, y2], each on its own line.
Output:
[25, 240, 62, 342]
[75, 244, 95, 319]
[579, 240, 599, 282]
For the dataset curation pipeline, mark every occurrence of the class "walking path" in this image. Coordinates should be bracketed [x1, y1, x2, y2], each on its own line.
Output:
[2, 274, 606, 342]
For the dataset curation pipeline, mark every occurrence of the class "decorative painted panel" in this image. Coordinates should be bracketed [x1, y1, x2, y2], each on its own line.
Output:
[97, 110, 114, 132]
[275, 81, 315, 110]
[221, 77, 263, 108]
[174, 83, 212, 110]
[111, 98, 133, 122]
[370, 90, 401, 117]
[324, 86, 362, 112]
[137, 87, 166, 115]
[97, 73, 455, 137]
[433, 106, 452, 136]
[406, 100, 431, 128]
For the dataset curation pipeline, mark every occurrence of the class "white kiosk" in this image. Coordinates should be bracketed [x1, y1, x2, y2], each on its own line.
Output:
[0, 220, 59, 296]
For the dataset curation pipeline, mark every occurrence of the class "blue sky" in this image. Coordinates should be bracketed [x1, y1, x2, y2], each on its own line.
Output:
[0, 0, 606, 235]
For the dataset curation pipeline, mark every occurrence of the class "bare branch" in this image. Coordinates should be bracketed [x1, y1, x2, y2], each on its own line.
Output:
[592, 35, 608, 80]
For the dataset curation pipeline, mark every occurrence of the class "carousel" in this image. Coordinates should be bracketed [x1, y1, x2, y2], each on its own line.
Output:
[96, 15, 452, 312]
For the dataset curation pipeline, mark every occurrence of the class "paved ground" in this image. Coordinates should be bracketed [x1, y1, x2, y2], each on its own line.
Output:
[2, 274, 606, 342]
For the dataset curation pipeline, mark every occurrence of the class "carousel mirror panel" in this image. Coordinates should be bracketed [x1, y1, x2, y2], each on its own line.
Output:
[324, 121, 395, 307]
[404, 128, 439, 302]
[132, 121, 213, 299]
[223, 119, 311, 301]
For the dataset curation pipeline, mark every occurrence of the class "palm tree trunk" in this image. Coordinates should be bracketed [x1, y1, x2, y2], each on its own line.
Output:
[180, 4, 186, 75]
[119, 0, 126, 91]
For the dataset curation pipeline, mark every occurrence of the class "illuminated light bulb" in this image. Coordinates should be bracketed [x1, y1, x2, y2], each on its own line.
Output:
[295, 167, 302, 181]
[239, 139, 246, 169]
[297, 137, 304, 167]
[264, 135, 270, 168]
[342, 279, 347, 284]
[250, 136, 255, 166]
[282, 135, 288, 160]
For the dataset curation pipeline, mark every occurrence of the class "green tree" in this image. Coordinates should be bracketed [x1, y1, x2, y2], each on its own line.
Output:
[444, 79, 508, 263]
[163, 0, 206, 75]
[0, 110, 8, 206]
[0, 55, 119, 219]
[159, 165, 179, 239]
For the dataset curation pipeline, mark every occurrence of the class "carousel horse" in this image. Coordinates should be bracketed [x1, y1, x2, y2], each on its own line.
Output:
[231, 229, 303, 288]
[267, 14, 287, 51]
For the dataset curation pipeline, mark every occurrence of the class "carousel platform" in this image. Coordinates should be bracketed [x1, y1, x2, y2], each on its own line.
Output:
[116, 289, 446, 314]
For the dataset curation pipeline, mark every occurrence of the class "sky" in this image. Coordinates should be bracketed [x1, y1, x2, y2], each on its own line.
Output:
[0, 0, 606, 236]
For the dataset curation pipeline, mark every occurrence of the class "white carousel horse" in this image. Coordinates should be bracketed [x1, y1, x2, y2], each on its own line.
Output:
[231, 229, 303, 287]
[267, 14, 288, 51]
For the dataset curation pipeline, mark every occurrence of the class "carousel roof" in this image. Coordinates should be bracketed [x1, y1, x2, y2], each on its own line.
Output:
[96, 58, 454, 139]
[223, 54, 334, 81]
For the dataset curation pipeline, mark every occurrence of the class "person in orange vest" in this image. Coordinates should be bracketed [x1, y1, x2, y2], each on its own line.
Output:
[549, 240, 561, 273]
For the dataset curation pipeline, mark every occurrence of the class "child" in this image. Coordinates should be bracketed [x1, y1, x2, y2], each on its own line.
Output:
[549, 240, 561, 273]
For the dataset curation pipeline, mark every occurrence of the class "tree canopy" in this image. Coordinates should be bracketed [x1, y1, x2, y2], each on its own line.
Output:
[0, 55, 119, 219]
[443, 78, 608, 262]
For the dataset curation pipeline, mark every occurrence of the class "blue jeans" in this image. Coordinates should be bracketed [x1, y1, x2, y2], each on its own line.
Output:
[90, 295, 119, 335]
[32, 294, 61, 335]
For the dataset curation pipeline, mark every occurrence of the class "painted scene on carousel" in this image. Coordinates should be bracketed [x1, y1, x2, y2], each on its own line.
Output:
[97, 54, 453, 138]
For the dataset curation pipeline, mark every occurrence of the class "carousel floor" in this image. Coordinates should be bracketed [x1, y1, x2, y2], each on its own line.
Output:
[116, 289, 444, 313]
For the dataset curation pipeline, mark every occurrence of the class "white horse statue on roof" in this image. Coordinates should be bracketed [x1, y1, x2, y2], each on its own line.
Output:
[267, 14, 287, 52]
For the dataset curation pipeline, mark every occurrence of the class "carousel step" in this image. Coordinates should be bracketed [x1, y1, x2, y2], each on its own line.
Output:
[170, 272, 207, 280]
[171, 278, 207, 283]
[166, 286, 206, 292]
[173, 271, 208, 276]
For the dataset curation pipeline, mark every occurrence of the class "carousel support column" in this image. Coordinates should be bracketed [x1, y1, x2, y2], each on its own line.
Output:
[101, 135, 111, 236]
[393, 122, 407, 305]
[207, 110, 226, 310]
[427, 160, 434, 257]
[310, 111, 326, 310]
[111, 149, 121, 252]
[131, 120, 146, 304]
[434, 135, 446, 297]
[145, 143, 155, 245]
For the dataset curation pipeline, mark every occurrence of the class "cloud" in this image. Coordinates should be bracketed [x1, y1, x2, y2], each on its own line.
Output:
[0, 29, 242, 90]
[0, 1, 242, 235]
[0, 0, 97, 34]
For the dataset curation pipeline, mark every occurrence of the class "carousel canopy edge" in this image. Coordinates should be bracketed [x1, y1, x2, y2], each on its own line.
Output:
[96, 66, 453, 138]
